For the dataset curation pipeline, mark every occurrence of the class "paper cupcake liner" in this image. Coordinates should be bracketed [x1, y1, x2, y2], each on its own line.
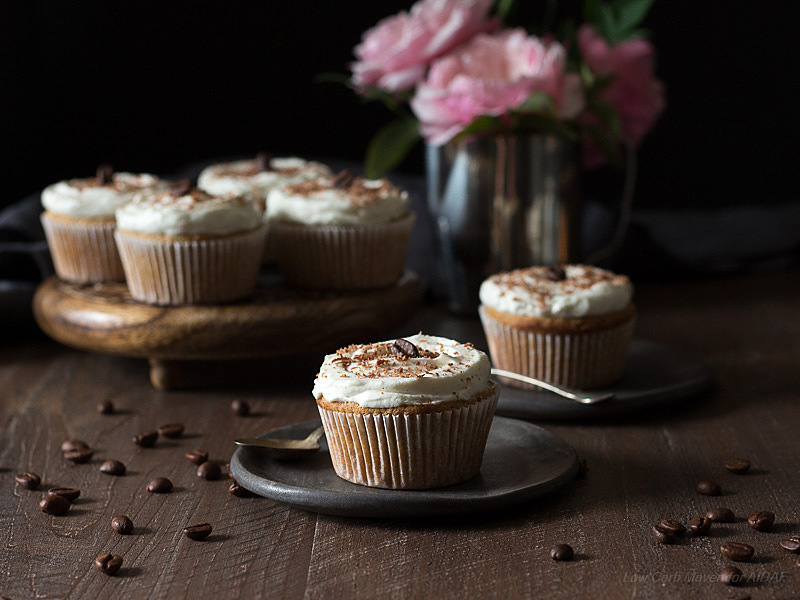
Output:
[271, 213, 415, 290]
[317, 389, 498, 490]
[114, 226, 266, 305]
[479, 306, 635, 389]
[40, 213, 125, 283]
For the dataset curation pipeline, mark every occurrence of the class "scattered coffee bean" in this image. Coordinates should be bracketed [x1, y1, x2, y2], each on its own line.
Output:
[688, 517, 711, 536]
[779, 536, 800, 553]
[719, 565, 743, 586]
[231, 399, 250, 417]
[48, 487, 80, 502]
[183, 522, 213, 541]
[94, 553, 123, 576]
[99, 460, 126, 476]
[696, 480, 721, 496]
[658, 519, 686, 537]
[577, 458, 589, 478]
[724, 458, 750, 474]
[157, 423, 185, 438]
[169, 178, 192, 196]
[132, 431, 158, 447]
[651, 524, 677, 544]
[185, 449, 209, 465]
[720, 542, 755, 562]
[111, 515, 133, 535]
[391, 338, 419, 359]
[146, 477, 173, 493]
[39, 494, 70, 515]
[96, 164, 114, 185]
[64, 448, 93, 463]
[550, 544, 574, 561]
[256, 151, 273, 172]
[747, 509, 774, 532]
[197, 462, 221, 480]
[706, 507, 735, 523]
[229, 480, 251, 497]
[97, 400, 114, 415]
[796, 556, 800, 569]
[545, 265, 567, 281]
[14, 472, 40, 490]
[332, 169, 355, 189]
[61, 439, 88, 453]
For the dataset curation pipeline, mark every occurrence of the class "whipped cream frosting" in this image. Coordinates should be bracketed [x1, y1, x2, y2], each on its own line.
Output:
[115, 189, 262, 236]
[313, 334, 491, 409]
[479, 265, 633, 318]
[267, 174, 411, 226]
[41, 173, 164, 219]
[197, 157, 332, 210]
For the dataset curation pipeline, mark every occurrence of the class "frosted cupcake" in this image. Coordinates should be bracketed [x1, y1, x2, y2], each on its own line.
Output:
[314, 334, 498, 489]
[479, 265, 635, 389]
[41, 165, 165, 283]
[114, 186, 266, 305]
[267, 170, 415, 290]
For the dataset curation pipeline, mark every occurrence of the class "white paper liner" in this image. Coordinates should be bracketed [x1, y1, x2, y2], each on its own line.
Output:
[317, 389, 498, 489]
[41, 213, 125, 283]
[271, 213, 415, 290]
[479, 306, 635, 389]
[114, 226, 266, 305]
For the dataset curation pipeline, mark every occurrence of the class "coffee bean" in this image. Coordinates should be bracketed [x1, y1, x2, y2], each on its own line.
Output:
[229, 480, 252, 497]
[64, 448, 93, 463]
[651, 524, 677, 544]
[146, 477, 173, 493]
[111, 515, 133, 535]
[696, 480, 721, 496]
[168, 178, 192, 196]
[796, 556, 800, 569]
[255, 152, 273, 172]
[132, 431, 158, 447]
[39, 494, 70, 515]
[545, 265, 567, 281]
[97, 400, 114, 414]
[96, 164, 114, 185]
[688, 517, 711, 536]
[391, 338, 419, 359]
[48, 487, 80, 502]
[576, 458, 589, 478]
[185, 449, 209, 465]
[332, 169, 356, 189]
[99, 459, 126, 476]
[706, 507, 735, 523]
[231, 399, 250, 417]
[14, 472, 40, 490]
[94, 553, 123, 576]
[61, 439, 89, 453]
[719, 565, 743, 586]
[720, 542, 755, 562]
[157, 423, 185, 438]
[779, 536, 800, 553]
[197, 462, 221, 480]
[658, 519, 686, 537]
[183, 522, 213, 541]
[747, 509, 774, 532]
[724, 458, 750, 474]
[549, 544, 574, 561]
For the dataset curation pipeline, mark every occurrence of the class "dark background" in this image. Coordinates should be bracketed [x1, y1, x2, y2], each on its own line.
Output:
[2, 1, 796, 210]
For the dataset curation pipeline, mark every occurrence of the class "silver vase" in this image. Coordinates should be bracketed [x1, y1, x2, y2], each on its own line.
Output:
[426, 133, 581, 313]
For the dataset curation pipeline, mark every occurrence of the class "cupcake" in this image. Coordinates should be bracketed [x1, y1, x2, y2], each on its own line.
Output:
[267, 170, 415, 290]
[114, 186, 266, 305]
[479, 265, 635, 389]
[313, 334, 498, 489]
[40, 165, 165, 283]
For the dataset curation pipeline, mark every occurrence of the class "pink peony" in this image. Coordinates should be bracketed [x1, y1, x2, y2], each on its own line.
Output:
[411, 29, 584, 145]
[351, 0, 495, 93]
[577, 25, 665, 168]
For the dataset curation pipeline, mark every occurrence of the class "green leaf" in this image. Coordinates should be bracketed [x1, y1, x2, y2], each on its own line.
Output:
[587, 96, 621, 137]
[455, 115, 506, 139]
[516, 92, 556, 115]
[364, 118, 421, 179]
[598, 4, 618, 41]
[612, 0, 654, 34]
[493, 0, 516, 22]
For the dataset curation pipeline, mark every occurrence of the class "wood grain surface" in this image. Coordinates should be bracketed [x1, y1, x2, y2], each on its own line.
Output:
[2, 269, 799, 599]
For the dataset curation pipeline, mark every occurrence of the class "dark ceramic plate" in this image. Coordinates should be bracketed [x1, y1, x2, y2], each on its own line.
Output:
[495, 339, 713, 421]
[230, 417, 578, 518]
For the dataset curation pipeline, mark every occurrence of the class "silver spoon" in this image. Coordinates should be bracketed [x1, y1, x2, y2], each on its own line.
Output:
[491, 368, 613, 404]
[234, 426, 325, 460]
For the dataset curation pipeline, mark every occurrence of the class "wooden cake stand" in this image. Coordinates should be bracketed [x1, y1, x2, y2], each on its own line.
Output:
[33, 271, 422, 389]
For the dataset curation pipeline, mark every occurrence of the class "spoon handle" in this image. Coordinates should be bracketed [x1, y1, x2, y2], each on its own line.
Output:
[490, 368, 613, 404]
[306, 426, 325, 444]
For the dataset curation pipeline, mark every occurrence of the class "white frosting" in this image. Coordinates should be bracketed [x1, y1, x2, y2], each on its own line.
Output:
[41, 173, 164, 219]
[479, 265, 633, 318]
[313, 334, 491, 409]
[197, 157, 332, 212]
[267, 176, 410, 226]
[115, 190, 262, 236]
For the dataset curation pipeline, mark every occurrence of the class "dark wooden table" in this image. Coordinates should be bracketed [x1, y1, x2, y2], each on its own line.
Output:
[2, 270, 799, 599]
